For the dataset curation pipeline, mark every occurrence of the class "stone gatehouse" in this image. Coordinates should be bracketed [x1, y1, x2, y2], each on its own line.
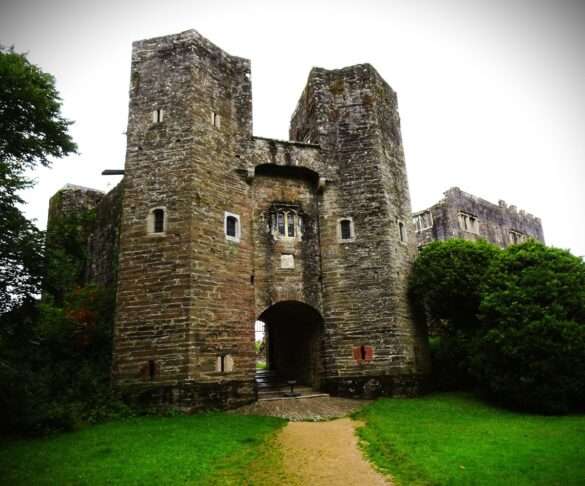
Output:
[49, 29, 436, 408]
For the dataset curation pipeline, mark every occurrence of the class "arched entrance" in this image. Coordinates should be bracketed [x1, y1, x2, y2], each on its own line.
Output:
[257, 301, 323, 388]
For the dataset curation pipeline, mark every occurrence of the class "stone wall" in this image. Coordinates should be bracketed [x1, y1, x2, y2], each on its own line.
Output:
[249, 137, 325, 175]
[46, 184, 105, 290]
[47, 184, 104, 231]
[113, 30, 255, 408]
[290, 64, 430, 397]
[251, 169, 322, 314]
[414, 187, 545, 249]
[47, 183, 123, 288]
[87, 182, 123, 286]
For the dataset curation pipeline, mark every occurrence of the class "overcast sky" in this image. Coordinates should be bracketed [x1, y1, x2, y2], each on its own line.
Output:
[2, 0, 584, 256]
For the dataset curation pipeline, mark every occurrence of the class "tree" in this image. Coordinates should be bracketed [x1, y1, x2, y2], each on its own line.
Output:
[471, 241, 585, 413]
[409, 239, 500, 333]
[0, 46, 76, 313]
[408, 239, 500, 389]
[0, 49, 128, 435]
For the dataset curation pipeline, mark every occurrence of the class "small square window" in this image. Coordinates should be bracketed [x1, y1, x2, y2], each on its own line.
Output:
[413, 211, 433, 232]
[338, 218, 355, 242]
[287, 213, 295, 237]
[147, 207, 167, 235]
[153, 209, 165, 233]
[226, 217, 237, 236]
[277, 212, 285, 236]
[352, 345, 374, 363]
[224, 212, 240, 242]
[341, 220, 351, 240]
[216, 354, 234, 373]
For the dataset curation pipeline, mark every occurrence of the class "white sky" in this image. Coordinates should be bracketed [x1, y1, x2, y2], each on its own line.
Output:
[2, 0, 584, 256]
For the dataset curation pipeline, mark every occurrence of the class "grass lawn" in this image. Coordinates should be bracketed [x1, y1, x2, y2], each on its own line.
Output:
[0, 413, 284, 485]
[355, 393, 585, 486]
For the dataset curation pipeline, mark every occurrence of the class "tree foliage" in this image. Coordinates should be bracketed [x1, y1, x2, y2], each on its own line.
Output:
[471, 242, 585, 413]
[409, 239, 500, 389]
[0, 204, 45, 312]
[0, 285, 123, 434]
[0, 47, 125, 434]
[410, 239, 585, 413]
[409, 239, 500, 331]
[0, 47, 76, 172]
[0, 46, 76, 313]
[0, 203, 123, 435]
[44, 205, 96, 304]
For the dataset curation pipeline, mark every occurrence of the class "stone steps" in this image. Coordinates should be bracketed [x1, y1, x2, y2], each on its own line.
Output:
[255, 370, 329, 400]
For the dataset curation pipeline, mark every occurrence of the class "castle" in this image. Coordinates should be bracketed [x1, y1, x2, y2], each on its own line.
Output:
[414, 187, 544, 249]
[48, 29, 543, 409]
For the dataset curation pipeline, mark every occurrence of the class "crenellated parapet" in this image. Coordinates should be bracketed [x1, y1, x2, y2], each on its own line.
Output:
[413, 187, 545, 249]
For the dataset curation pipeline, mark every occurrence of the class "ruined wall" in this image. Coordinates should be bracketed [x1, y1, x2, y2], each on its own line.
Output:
[47, 184, 104, 230]
[414, 187, 545, 249]
[46, 181, 123, 294]
[290, 65, 430, 397]
[86, 183, 123, 287]
[46, 184, 106, 295]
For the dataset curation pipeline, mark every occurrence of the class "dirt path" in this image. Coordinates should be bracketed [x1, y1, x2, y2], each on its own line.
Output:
[274, 418, 392, 485]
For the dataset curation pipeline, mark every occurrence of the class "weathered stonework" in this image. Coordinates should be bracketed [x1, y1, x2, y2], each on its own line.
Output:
[47, 183, 123, 288]
[288, 64, 431, 397]
[50, 29, 433, 408]
[413, 187, 545, 249]
[47, 184, 104, 227]
[86, 183, 123, 286]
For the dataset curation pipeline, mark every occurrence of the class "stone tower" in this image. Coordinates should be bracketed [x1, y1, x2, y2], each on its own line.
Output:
[110, 29, 429, 408]
[289, 65, 430, 395]
[113, 31, 257, 406]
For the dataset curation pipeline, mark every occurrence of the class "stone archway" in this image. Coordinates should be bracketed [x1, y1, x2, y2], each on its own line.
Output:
[257, 301, 323, 388]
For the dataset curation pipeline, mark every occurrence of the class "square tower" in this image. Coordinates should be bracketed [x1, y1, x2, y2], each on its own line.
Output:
[113, 30, 256, 407]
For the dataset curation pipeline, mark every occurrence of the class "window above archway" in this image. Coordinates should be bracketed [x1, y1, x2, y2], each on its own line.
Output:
[270, 208, 302, 240]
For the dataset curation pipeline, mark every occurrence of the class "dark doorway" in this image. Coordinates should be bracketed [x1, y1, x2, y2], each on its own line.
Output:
[258, 301, 323, 388]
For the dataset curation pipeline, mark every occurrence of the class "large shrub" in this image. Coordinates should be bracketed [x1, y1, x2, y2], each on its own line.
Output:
[471, 241, 585, 413]
[410, 239, 500, 332]
[0, 285, 128, 434]
[409, 239, 500, 389]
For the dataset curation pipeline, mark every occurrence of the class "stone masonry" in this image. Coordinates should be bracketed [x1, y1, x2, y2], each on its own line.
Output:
[413, 187, 544, 249]
[49, 29, 437, 409]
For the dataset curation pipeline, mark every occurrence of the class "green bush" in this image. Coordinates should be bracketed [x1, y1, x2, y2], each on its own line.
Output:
[410, 239, 585, 413]
[471, 241, 585, 413]
[409, 239, 500, 389]
[410, 239, 500, 332]
[0, 285, 131, 435]
[428, 335, 475, 390]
